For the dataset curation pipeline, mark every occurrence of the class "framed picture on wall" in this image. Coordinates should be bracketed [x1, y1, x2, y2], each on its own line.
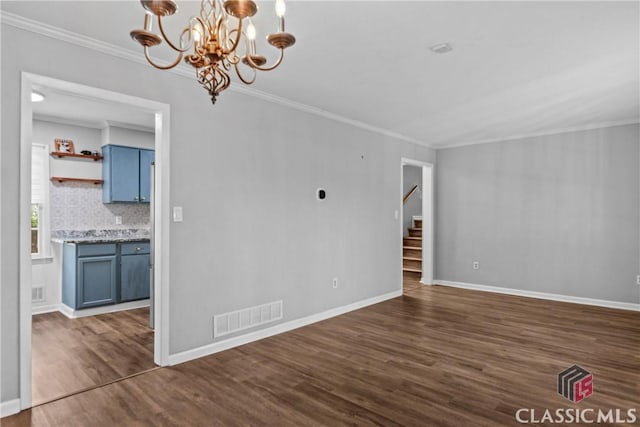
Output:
[54, 139, 75, 154]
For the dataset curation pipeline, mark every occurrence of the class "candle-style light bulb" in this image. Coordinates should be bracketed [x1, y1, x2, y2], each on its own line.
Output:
[246, 20, 257, 55]
[193, 28, 202, 43]
[275, 0, 286, 17]
[144, 13, 153, 31]
[246, 20, 257, 41]
[275, 0, 286, 32]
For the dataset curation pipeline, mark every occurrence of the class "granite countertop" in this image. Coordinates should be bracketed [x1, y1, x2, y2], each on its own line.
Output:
[51, 229, 150, 244]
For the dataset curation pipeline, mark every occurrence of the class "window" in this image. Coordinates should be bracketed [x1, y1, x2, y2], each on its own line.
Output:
[31, 204, 40, 254]
[31, 144, 50, 258]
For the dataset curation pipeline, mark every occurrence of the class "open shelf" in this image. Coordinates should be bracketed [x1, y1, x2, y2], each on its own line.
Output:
[51, 177, 104, 185]
[50, 152, 103, 161]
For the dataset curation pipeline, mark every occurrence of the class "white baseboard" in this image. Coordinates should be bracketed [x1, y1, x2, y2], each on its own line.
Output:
[0, 399, 21, 418]
[32, 304, 61, 315]
[434, 280, 640, 311]
[168, 289, 403, 366]
[59, 299, 150, 319]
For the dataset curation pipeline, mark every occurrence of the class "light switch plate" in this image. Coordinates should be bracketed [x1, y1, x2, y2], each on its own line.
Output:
[115, 215, 122, 225]
[173, 206, 183, 222]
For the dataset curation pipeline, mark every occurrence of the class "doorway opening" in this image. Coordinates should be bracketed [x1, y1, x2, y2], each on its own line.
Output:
[19, 73, 171, 410]
[400, 158, 433, 293]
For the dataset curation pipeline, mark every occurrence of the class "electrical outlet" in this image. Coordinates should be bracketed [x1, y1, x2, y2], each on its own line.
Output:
[115, 215, 122, 225]
[473, 261, 479, 270]
[637, 275, 640, 286]
[332, 278, 338, 289]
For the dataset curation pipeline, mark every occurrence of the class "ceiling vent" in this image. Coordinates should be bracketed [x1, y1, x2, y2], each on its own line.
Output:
[430, 43, 453, 54]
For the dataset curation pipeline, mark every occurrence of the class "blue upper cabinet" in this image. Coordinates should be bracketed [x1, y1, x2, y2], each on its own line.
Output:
[139, 149, 155, 203]
[103, 145, 155, 203]
[103, 145, 139, 203]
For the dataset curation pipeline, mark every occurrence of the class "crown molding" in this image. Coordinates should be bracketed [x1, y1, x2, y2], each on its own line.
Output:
[1, 11, 432, 148]
[228, 84, 430, 146]
[432, 118, 640, 150]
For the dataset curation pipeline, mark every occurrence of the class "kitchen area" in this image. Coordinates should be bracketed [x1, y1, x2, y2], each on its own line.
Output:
[30, 91, 158, 405]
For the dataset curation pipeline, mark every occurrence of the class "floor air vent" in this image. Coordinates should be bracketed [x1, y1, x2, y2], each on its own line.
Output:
[214, 300, 283, 338]
[32, 286, 45, 303]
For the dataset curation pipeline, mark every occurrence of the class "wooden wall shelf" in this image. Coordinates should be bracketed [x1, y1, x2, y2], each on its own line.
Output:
[51, 177, 104, 185]
[50, 152, 103, 161]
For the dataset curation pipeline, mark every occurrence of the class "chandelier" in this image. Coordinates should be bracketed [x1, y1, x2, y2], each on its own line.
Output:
[130, 0, 295, 105]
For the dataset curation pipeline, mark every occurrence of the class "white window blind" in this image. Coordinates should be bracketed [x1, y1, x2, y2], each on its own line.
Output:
[31, 144, 47, 204]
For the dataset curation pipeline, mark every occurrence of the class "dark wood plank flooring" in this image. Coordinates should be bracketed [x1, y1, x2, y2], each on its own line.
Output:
[31, 308, 155, 406]
[7, 287, 639, 426]
[403, 271, 422, 293]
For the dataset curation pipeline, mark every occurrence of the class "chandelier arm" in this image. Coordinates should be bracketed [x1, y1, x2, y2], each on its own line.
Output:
[233, 61, 257, 85]
[244, 49, 285, 72]
[144, 46, 184, 70]
[227, 19, 244, 54]
[156, 15, 192, 53]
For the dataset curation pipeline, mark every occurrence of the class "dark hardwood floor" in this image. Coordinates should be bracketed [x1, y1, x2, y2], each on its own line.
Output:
[7, 287, 639, 426]
[31, 307, 155, 406]
[403, 271, 422, 293]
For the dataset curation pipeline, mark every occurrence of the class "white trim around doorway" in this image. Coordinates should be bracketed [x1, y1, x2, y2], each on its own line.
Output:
[400, 158, 434, 287]
[18, 73, 171, 411]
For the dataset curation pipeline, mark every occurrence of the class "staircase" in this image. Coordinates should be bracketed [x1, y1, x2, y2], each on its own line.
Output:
[403, 217, 422, 278]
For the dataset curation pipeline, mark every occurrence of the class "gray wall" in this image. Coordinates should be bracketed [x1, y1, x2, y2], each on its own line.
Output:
[33, 119, 103, 179]
[102, 125, 155, 150]
[0, 20, 435, 402]
[436, 124, 640, 304]
[402, 165, 422, 236]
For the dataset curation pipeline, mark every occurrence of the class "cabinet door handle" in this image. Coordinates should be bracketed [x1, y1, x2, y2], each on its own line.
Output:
[136, 247, 142, 252]
[134, 196, 139, 201]
[141, 196, 146, 201]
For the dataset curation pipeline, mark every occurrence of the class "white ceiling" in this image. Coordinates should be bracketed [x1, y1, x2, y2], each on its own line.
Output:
[31, 85, 155, 130]
[3, 1, 639, 147]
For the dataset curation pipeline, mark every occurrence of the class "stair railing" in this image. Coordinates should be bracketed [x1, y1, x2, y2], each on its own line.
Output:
[403, 184, 419, 205]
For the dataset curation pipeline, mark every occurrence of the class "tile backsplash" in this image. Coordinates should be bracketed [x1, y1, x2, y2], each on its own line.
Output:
[50, 181, 150, 232]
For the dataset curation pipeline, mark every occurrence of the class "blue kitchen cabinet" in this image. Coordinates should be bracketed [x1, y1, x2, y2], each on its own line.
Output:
[78, 257, 118, 308]
[102, 145, 155, 203]
[120, 242, 151, 302]
[62, 241, 151, 310]
[62, 243, 118, 309]
[139, 149, 154, 203]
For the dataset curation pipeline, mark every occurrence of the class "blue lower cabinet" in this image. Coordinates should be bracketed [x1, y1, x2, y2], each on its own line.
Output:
[77, 256, 117, 308]
[62, 241, 150, 310]
[121, 253, 150, 302]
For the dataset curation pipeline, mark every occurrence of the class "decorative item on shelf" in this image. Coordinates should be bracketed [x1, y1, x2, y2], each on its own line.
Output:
[130, 0, 295, 105]
[54, 138, 75, 154]
[80, 150, 93, 156]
